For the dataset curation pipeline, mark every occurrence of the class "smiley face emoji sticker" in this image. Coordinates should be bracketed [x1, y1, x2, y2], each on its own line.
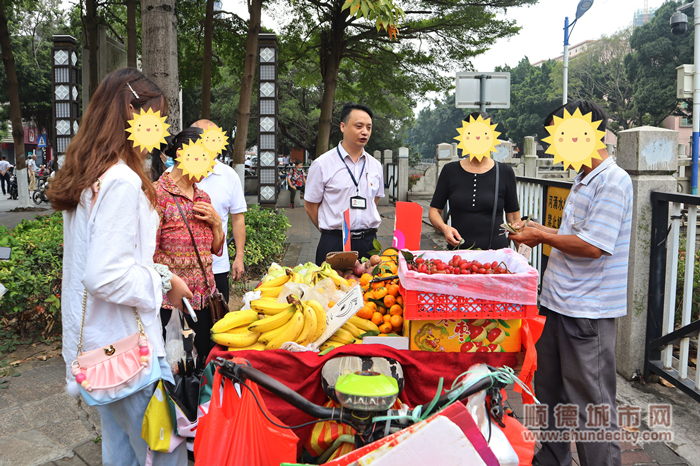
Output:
[175, 140, 216, 182]
[543, 108, 606, 171]
[126, 108, 170, 153]
[454, 114, 501, 162]
[200, 125, 229, 156]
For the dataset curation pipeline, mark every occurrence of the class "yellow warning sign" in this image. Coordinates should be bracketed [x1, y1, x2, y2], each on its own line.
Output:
[543, 186, 571, 256]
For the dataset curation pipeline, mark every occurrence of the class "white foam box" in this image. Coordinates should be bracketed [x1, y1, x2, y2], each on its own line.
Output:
[361, 336, 409, 350]
[310, 284, 364, 349]
[357, 415, 487, 466]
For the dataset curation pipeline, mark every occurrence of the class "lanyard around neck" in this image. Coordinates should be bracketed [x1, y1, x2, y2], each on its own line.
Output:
[337, 146, 365, 194]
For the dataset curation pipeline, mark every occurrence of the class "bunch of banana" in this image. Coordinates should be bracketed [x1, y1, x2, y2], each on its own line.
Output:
[210, 309, 261, 348]
[315, 262, 350, 288]
[255, 269, 292, 299]
[246, 296, 329, 350]
[250, 298, 295, 315]
[289, 270, 304, 284]
[347, 315, 380, 334]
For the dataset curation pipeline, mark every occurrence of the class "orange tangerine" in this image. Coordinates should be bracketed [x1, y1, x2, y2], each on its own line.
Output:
[390, 315, 403, 328]
[328, 301, 336, 308]
[377, 306, 388, 315]
[378, 322, 393, 334]
[383, 295, 396, 308]
[356, 306, 373, 320]
[387, 284, 400, 297]
[396, 296, 404, 306]
[388, 263, 398, 274]
[363, 291, 373, 302]
[374, 287, 388, 300]
[347, 279, 357, 288]
[360, 273, 372, 286]
[383, 314, 392, 323]
[389, 304, 403, 316]
[365, 302, 377, 312]
[371, 312, 384, 326]
[371, 281, 382, 290]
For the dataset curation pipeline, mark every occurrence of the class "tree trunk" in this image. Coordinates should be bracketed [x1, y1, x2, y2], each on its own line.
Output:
[85, 0, 99, 99]
[315, 12, 346, 157]
[0, 0, 30, 207]
[231, 0, 262, 166]
[141, 0, 180, 133]
[200, 0, 214, 119]
[126, 0, 137, 68]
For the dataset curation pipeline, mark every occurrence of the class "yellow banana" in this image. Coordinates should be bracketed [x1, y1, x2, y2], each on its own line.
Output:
[291, 272, 304, 284]
[247, 308, 295, 333]
[348, 316, 379, 333]
[295, 302, 318, 346]
[257, 325, 288, 345]
[210, 309, 259, 334]
[266, 309, 305, 350]
[228, 342, 266, 351]
[251, 299, 294, 315]
[341, 321, 362, 339]
[331, 327, 356, 344]
[320, 341, 345, 352]
[211, 330, 260, 348]
[305, 300, 327, 341]
[259, 286, 284, 299]
[256, 273, 290, 290]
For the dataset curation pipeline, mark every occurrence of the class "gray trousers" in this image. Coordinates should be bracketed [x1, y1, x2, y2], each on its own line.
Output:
[534, 307, 621, 466]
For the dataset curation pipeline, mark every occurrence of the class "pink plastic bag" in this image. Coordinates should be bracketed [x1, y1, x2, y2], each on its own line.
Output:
[398, 249, 538, 305]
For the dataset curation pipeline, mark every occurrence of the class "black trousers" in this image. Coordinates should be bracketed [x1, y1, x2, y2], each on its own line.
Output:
[534, 306, 621, 466]
[0, 173, 9, 195]
[161, 306, 214, 364]
[315, 231, 377, 265]
[214, 271, 230, 304]
[289, 185, 304, 206]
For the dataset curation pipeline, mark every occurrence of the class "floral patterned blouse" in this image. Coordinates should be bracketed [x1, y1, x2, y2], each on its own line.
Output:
[154, 173, 221, 310]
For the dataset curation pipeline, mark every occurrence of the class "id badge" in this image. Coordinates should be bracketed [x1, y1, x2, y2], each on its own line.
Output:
[350, 196, 367, 209]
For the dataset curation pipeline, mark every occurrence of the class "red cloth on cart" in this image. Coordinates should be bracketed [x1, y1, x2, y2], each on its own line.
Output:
[207, 345, 517, 450]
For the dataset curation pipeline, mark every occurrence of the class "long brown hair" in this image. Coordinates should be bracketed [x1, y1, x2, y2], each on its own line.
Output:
[49, 68, 167, 211]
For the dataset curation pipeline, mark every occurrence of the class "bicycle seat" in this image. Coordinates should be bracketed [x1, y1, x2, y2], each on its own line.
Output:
[321, 356, 404, 402]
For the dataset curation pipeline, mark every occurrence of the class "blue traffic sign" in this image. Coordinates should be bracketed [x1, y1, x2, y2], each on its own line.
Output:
[37, 134, 46, 148]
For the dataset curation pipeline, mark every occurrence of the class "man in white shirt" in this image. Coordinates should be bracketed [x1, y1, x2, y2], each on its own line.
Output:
[0, 155, 10, 196]
[192, 120, 247, 303]
[28, 154, 37, 191]
[304, 103, 385, 264]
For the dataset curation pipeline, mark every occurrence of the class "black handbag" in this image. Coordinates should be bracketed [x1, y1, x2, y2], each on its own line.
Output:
[170, 193, 228, 323]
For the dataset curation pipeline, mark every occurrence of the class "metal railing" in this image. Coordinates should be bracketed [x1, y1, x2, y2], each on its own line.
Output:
[386, 163, 398, 201]
[515, 176, 573, 282]
[646, 191, 700, 402]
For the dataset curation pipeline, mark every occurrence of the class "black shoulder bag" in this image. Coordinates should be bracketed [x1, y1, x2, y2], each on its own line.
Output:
[487, 162, 500, 250]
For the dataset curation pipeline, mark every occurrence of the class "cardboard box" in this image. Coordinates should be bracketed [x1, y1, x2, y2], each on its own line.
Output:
[404, 318, 521, 353]
[310, 284, 364, 349]
[361, 336, 409, 350]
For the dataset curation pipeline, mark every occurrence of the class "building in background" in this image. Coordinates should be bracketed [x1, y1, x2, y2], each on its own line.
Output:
[633, 7, 658, 28]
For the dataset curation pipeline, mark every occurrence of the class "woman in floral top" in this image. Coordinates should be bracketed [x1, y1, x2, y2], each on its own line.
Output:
[287, 159, 306, 209]
[154, 127, 224, 362]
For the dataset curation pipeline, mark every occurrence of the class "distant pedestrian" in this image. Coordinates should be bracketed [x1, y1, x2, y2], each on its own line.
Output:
[287, 159, 306, 209]
[0, 155, 10, 196]
[28, 154, 37, 191]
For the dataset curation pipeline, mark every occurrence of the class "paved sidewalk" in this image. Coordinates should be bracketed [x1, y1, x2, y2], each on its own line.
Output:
[0, 200, 697, 466]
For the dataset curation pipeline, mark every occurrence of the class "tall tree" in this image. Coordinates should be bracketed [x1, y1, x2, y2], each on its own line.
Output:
[141, 0, 180, 133]
[0, 0, 29, 206]
[284, 0, 538, 157]
[625, 0, 694, 127]
[126, 0, 137, 67]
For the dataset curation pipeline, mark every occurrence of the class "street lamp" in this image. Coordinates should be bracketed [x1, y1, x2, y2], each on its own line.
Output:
[562, 0, 594, 105]
[670, 2, 699, 194]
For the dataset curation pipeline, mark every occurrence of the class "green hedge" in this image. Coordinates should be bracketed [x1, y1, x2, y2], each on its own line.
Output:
[0, 213, 63, 343]
[227, 204, 291, 279]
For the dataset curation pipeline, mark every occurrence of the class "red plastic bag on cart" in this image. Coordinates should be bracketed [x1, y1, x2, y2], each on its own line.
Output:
[193, 362, 298, 466]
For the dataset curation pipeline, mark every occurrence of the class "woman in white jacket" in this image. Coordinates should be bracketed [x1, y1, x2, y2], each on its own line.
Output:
[49, 68, 192, 466]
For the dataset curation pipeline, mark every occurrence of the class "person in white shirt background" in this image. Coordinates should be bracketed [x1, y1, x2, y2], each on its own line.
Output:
[48, 68, 190, 466]
[27, 153, 37, 191]
[0, 155, 10, 196]
[191, 119, 247, 303]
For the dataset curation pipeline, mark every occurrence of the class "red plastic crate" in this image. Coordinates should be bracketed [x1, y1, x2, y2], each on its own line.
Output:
[400, 284, 538, 321]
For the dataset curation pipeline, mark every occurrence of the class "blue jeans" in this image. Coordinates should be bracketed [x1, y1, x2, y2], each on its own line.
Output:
[96, 358, 186, 466]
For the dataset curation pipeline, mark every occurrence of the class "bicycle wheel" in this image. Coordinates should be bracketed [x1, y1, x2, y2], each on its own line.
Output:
[32, 190, 43, 205]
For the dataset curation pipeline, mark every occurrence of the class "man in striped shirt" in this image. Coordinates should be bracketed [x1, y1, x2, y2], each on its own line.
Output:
[512, 100, 633, 466]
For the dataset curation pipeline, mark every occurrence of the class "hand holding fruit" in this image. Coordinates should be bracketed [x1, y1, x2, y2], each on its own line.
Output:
[508, 226, 543, 248]
[441, 225, 463, 247]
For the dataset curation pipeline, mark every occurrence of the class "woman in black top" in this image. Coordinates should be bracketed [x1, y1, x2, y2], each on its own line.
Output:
[429, 113, 520, 250]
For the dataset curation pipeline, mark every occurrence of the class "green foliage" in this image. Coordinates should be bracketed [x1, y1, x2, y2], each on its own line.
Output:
[406, 92, 469, 160]
[675, 239, 700, 324]
[0, 213, 63, 339]
[227, 205, 291, 277]
[626, 1, 694, 127]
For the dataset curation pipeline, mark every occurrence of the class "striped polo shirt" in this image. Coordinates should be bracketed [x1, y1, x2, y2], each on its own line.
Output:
[540, 157, 633, 319]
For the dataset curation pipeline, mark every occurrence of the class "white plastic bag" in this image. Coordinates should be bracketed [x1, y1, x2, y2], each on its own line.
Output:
[164, 309, 185, 374]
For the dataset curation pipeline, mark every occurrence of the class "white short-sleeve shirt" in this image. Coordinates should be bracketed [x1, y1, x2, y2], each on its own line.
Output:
[196, 161, 247, 274]
[305, 142, 384, 231]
